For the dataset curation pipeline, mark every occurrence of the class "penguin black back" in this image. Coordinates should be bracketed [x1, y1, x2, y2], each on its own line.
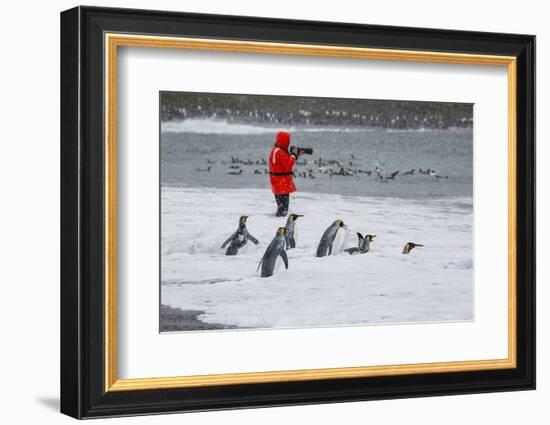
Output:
[316, 219, 348, 257]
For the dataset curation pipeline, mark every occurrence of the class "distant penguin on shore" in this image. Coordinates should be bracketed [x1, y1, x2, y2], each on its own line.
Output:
[258, 227, 288, 278]
[402, 242, 424, 254]
[316, 220, 348, 257]
[345, 233, 376, 255]
[220, 216, 259, 255]
[284, 214, 303, 249]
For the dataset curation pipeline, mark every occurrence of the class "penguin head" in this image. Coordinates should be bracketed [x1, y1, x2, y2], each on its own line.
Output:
[290, 214, 303, 221]
[366, 234, 376, 242]
[403, 242, 423, 254]
[239, 215, 248, 225]
[336, 219, 348, 230]
[277, 227, 287, 236]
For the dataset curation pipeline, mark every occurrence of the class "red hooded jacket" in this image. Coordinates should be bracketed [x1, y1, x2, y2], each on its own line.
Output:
[269, 131, 297, 194]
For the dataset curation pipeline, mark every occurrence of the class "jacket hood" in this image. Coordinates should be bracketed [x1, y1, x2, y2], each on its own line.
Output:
[275, 131, 291, 149]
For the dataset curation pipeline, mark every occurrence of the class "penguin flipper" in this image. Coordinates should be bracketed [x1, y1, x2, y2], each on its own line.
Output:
[316, 241, 327, 257]
[290, 237, 296, 249]
[221, 232, 236, 249]
[256, 254, 265, 272]
[280, 250, 289, 269]
[248, 233, 259, 245]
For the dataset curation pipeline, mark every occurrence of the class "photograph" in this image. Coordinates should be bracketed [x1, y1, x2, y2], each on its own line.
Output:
[159, 91, 474, 332]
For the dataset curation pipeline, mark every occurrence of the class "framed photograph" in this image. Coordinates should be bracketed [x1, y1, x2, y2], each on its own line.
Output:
[60, 6, 535, 419]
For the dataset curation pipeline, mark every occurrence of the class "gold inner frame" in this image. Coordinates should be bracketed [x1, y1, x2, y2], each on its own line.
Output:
[104, 33, 517, 392]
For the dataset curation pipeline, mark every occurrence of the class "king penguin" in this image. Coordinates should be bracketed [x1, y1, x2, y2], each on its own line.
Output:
[402, 242, 424, 254]
[220, 215, 259, 255]
[345, 233, 376, 255]
[316, 219, 348, 257]
[257, 227, 289, 277]
[284, 214, 303, 249]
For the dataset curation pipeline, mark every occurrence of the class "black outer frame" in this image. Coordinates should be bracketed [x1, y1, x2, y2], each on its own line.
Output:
[60, 5, 535, 419]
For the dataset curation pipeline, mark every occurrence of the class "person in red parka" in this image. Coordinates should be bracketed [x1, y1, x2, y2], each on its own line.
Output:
[269, 131, 300, 217]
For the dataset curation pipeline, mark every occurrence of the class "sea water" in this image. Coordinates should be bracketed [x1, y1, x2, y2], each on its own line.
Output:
[160, 119, 473, 199]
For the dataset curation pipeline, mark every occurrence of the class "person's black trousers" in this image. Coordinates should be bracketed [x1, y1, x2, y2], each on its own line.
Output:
[274, 194, 289, 217]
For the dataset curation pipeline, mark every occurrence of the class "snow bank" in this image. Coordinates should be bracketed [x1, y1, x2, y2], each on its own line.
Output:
[161, 187, 473, 330]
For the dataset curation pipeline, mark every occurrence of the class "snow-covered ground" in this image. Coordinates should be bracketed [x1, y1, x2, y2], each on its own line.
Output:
[161, 187, 473, 330]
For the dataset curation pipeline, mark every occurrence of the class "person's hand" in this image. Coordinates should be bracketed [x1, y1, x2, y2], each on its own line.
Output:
[289, 146, 299, 157]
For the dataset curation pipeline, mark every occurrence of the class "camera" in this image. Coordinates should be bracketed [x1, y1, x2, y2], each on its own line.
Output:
[295, 147, 314, 155]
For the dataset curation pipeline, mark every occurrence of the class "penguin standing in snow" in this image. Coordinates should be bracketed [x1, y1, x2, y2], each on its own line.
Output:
[345, 233, 376, 255]
[258, 227, 289, 278]
[402, 242, 424, 254]
[316, 219, 348, 257]
[220, 215, 259, 256]
[284, 214, 303, 249]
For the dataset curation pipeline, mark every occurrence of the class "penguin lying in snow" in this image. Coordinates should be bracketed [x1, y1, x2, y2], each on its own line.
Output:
[284, 214, 303, 249]
[257, 227, 288, 278]
[345, 233, 376, 255]
[220, 216, 259, 255]
[316, 219, 348, 257]
[402, 242, 424, 254]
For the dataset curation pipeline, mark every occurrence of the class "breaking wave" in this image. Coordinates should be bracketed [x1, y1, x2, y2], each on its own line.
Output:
[161, 118, 374, 135]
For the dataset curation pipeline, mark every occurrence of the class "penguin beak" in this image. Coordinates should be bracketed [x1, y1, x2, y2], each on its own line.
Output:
[415, 244, 424, 247]
[342, 224, 349, 230]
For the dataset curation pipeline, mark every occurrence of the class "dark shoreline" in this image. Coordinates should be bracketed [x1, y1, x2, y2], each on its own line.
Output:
[160, 91, 473, 130]
[160, 305, 237, 332]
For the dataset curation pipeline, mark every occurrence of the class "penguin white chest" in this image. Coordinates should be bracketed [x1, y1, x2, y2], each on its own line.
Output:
[332, 228, 348, 254]
[274, 255, 283, 272]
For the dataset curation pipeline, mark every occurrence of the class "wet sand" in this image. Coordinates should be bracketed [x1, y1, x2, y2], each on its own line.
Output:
[160, 305, 237, 332]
